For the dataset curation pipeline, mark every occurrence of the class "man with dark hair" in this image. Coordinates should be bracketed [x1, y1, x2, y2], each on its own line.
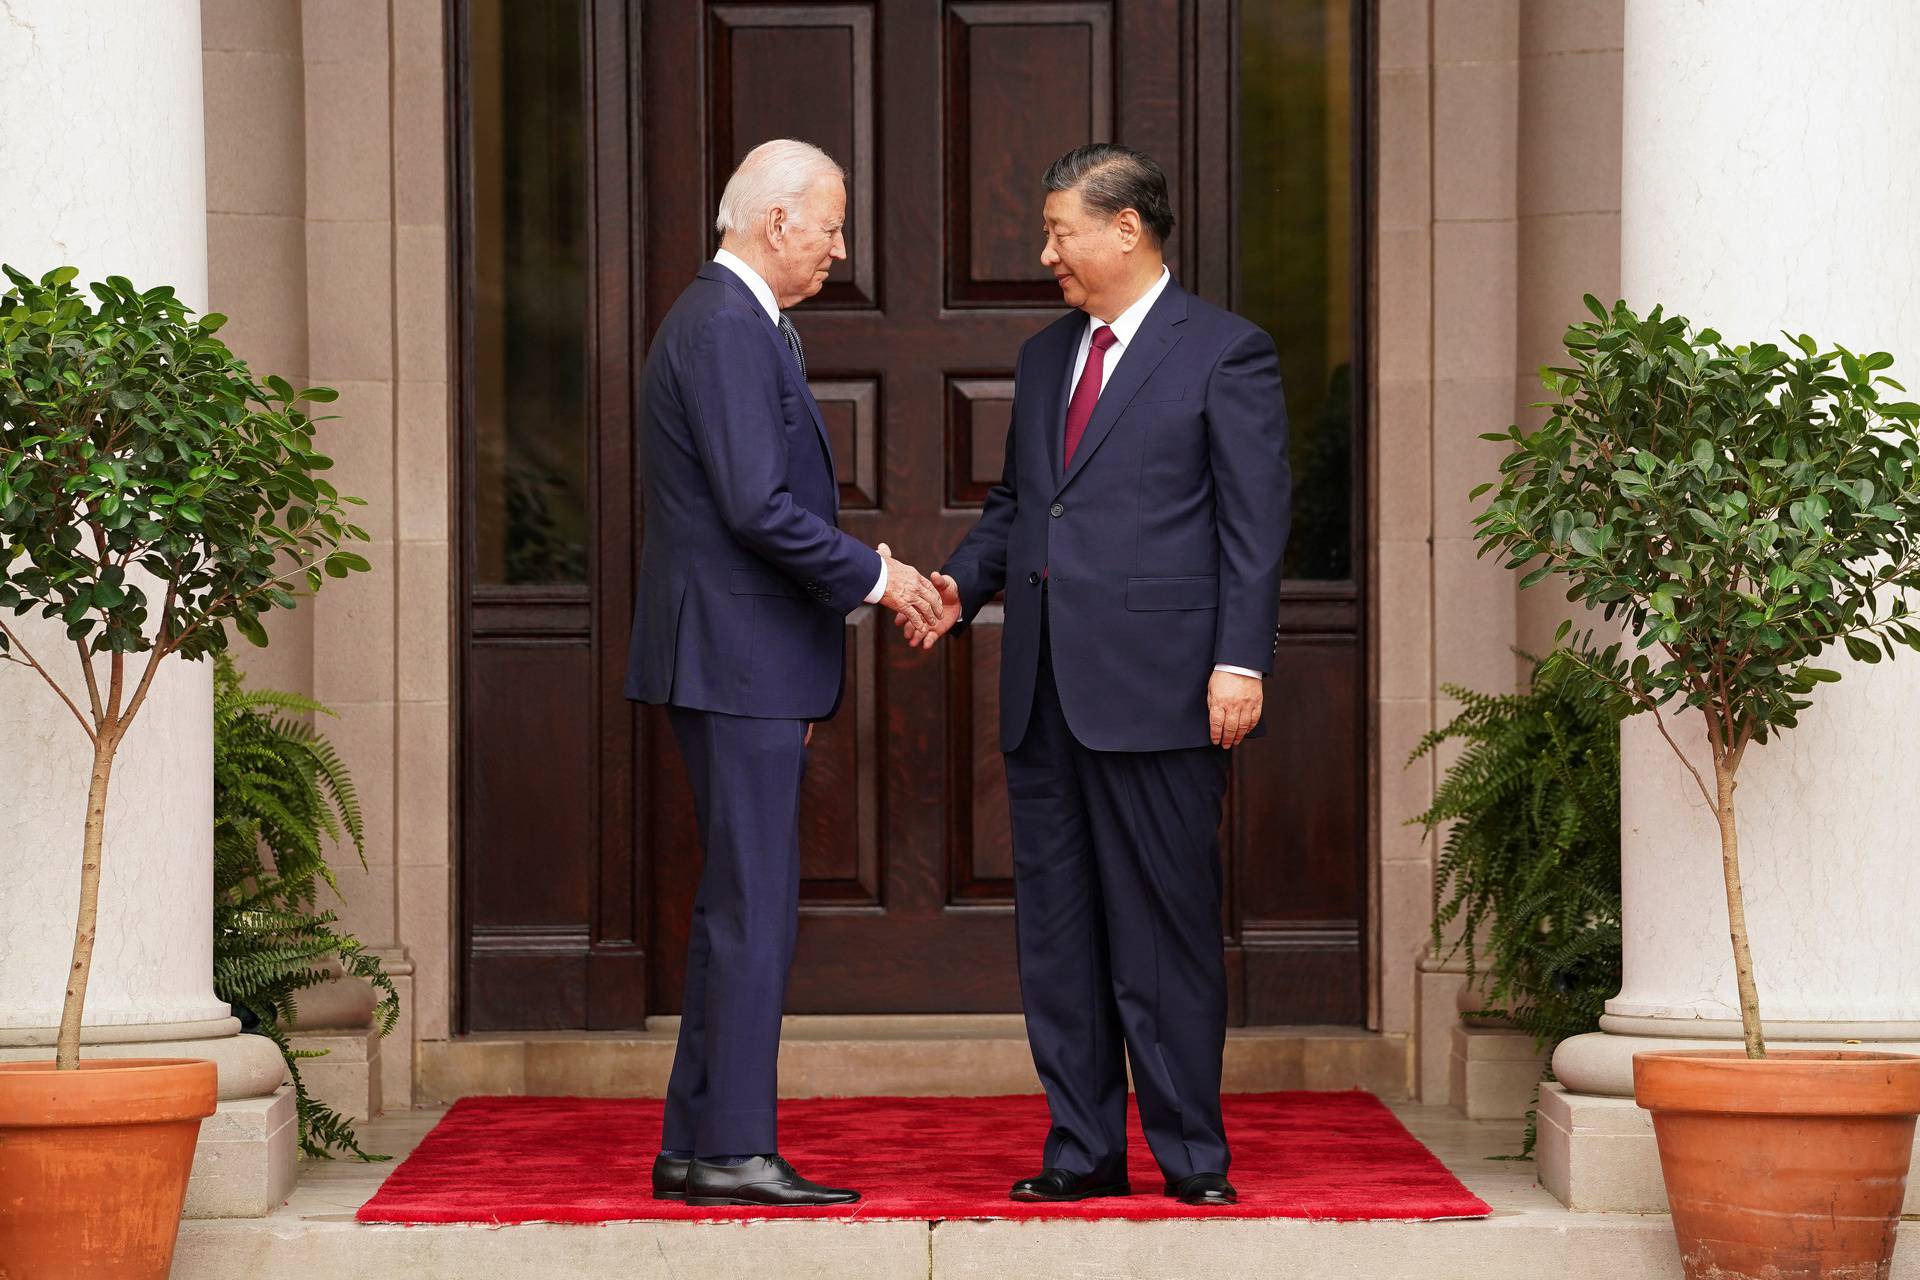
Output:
[904, 142, 1291, 1208]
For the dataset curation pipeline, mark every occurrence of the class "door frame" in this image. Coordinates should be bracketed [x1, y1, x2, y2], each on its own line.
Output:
[447, 0, 647, 1032]
[446, 0, 1380, 1034]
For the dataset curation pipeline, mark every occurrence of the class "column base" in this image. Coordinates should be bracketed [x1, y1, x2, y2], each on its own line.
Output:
[288, 1027, 383, 1122]
[0, 1025, 287, 1099]
[1448, 1023, 1549, 1119]
[1415, 952, 1469, 1103]
[183, 1086, 298, 1219]
[1535, 1082, 1665, 1211]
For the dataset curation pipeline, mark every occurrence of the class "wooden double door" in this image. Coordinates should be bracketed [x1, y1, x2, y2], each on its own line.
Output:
[456, 0, 1370, 1031]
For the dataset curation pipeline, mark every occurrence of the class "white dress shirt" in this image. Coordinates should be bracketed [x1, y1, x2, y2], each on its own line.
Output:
[1074, 267, 1262, 682]
[711, 249, 887, 610]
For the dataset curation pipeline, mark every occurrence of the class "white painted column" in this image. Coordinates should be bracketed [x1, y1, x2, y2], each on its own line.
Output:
[1540, 0, 1920, 1210]
[0, 1, 290, 1216]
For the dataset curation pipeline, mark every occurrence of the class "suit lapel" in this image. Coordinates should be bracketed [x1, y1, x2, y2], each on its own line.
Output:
[789, 349, 833, 467]
[795, 377, 838, 513]
[1058, 282, 1188, 492]
[699, 262, 837, 500]
[1029, 317, 1079, 480]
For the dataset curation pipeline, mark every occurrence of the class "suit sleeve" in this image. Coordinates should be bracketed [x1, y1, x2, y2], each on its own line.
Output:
[681, 308, 883, 614]
[939, 351, 1022, 630]
[1206, 326, 1291, 673]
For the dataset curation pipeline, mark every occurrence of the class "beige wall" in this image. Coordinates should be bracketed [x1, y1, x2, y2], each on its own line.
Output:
[1374, 0, 1622, 1090]
[200, 0, 1623, 1105]
[201, 0, 451, 1106]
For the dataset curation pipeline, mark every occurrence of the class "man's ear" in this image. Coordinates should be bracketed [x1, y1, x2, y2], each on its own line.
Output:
[1114, 208, 1143, 252]
[766, 204, 788, 248]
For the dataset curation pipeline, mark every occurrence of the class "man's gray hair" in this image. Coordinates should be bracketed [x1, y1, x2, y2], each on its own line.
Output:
[715, 139, 846, 236]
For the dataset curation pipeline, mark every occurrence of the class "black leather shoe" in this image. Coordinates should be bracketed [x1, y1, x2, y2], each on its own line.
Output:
[1009, 1168, 1132, 1202]
[684, 1154, 859, 1207]
[651, 1152, 690, 1201]
[1165, 1172, 1237, 1206]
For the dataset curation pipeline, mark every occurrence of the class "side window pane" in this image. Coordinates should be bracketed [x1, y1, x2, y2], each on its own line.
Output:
[470, 0, 589, 585]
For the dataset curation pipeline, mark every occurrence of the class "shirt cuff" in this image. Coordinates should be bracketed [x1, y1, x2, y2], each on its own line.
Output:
[1213, 664, 1263, 680]
[861, 560, 888, 607]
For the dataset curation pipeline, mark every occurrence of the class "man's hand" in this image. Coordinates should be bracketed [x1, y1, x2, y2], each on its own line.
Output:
[894, 571, 963, 649]
[1207, 670, 1263, 749]
[877, 543, 943, 632]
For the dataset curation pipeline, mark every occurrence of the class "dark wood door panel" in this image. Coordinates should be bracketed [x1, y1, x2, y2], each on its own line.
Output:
[1226, 607, 1366, 1024]
[945, 2, 1116, 304]
[463, 638, 594, 1030]
[709, 4, 878, 304]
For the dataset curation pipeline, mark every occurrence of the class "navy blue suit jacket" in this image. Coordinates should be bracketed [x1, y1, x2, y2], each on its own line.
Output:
[941, 277, 1291, 753]
[624, 262, 881, 720]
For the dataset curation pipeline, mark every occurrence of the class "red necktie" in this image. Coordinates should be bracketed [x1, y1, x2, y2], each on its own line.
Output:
[1062, 325, 1118, 471]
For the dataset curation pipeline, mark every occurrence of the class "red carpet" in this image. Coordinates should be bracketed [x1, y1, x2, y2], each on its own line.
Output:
[357, 1092, 1490, 1224]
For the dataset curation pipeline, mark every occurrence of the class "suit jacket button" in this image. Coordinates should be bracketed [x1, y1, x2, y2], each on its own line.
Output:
[1049, 502, 1064, 518]
[1027, 571, 1040, 585]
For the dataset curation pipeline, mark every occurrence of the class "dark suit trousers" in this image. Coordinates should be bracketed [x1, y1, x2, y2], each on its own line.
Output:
[1005, 597, 1233, 1181]
[662, 705, 807, 1157]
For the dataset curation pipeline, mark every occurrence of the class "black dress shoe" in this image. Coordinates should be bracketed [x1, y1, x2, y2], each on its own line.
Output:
[684, 1154, 859, 1207]
[651, 1152, 690, 1201]
[1009, 1167, 1132, 1202]
[1165, 1172, 1237, 1206]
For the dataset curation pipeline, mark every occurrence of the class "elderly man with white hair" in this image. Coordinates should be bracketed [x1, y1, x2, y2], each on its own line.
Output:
[624, 139, 942, 1207]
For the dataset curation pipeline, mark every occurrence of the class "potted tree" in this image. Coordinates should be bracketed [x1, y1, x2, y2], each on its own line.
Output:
[1473, 297, 1920, 1279]
[0, 266, 369, 1278]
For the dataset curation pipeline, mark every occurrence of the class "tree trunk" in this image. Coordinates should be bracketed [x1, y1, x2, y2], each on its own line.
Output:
[55, 731, 117, 1070]
[1712, 753, 1765, 1059]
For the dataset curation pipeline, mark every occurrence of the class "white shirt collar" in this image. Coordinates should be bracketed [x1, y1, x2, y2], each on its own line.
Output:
[713, 248, 781, 324]
[1088, 265, 1172, 348]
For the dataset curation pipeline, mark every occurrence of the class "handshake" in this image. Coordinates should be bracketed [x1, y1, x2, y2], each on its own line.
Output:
[876, 542, 961, 649]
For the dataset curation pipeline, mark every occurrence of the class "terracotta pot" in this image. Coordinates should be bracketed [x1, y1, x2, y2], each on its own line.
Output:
[0, 1057, 218, 1280]
[1634, 1049, 1920, 1280]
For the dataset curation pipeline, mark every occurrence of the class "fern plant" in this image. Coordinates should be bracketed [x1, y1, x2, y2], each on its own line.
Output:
[212, 652, 397, 1160]
[1409, 650, 1625, 1150]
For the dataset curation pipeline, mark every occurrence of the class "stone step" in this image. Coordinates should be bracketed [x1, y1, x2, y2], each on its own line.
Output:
[414, 1017, 1412, 1105]
[170, 1103, 1920, 1280]
[175, 1211, 1698, 1279]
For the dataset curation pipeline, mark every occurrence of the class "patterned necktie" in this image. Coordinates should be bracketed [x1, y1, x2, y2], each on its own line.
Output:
[1062, 325, 1118, 471]
[777, 313, 807, 380]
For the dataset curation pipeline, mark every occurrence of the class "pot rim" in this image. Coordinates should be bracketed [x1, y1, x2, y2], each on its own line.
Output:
[1633, 1048, 1920, 1116]
[0, 1057, 218, 1127]
[0, 1056, 220, 1075]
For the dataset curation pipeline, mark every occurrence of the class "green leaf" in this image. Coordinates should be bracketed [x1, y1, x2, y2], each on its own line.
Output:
[0, 266, 369, 705]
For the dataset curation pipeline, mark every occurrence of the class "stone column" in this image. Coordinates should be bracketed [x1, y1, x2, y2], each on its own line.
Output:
[1539, 0, 1920, 1211]
[0, 0, 294, 1218]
